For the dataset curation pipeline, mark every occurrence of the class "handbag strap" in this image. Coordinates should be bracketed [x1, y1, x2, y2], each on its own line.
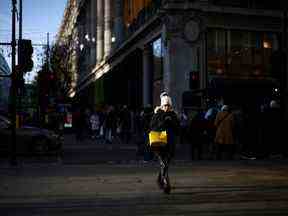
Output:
[215, 112, 231, 127]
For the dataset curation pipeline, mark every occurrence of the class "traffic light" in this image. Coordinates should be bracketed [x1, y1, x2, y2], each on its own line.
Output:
[189, 71, 200, 90]
[18, 39, 34, 72]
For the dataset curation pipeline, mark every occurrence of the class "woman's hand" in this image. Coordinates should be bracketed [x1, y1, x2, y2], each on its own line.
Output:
[154, 106, 162, 113]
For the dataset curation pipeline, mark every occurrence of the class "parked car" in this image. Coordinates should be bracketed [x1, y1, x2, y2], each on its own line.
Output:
[0, 115, 63, 156]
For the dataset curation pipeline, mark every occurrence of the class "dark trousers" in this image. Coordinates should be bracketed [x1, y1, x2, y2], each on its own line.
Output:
[156, 151, 171, 182]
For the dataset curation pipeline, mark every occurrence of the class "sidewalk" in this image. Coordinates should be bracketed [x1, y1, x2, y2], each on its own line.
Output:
[63, 133, 138, 150]
[63, 133, 192, 163]
[0, 134, 192, 167]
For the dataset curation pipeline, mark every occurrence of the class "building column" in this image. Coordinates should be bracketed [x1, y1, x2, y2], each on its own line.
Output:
[114, 0, 124, 48]
[97, 0, 104, 63]
[142, 44, 153, 107]
[85, 1, 91, 69]
[104, 0, 112, 58]
[77, 18, 85, 79]
[90, 0, 97, 65]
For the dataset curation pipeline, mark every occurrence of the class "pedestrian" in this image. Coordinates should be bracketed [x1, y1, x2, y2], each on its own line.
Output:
[84, 108, 91, 139]
[188, 109, 206, 160]
[214, 104, 235, 160]
[179, 108, 189, 144]
[232, 105, 246, 158]
[149, 92, 179, 194]
[104, 105, 116, 144]
[90, 108, 100, 140]
[203, 99, 220, 159]
[118, 105, 132, 144]
[262, 100, 283, 158]
[141, 104, 154, 161]
[73, 107, 85, 142]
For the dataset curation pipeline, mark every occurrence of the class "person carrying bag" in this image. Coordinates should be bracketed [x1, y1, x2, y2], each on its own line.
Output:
[149, 92, 179, 194]
[214, 105, 235, 160]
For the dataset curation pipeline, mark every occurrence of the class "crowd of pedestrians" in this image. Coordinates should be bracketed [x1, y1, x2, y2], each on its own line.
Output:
[185, 97, 285, 161]
[70, 93, 285, 162]
[72, 104, 134, 145]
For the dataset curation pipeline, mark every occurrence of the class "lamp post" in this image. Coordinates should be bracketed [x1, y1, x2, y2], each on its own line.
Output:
[10, 0, 17, 166]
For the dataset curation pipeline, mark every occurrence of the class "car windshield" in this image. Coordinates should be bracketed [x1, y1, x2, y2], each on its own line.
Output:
[0, 115, 11, 128]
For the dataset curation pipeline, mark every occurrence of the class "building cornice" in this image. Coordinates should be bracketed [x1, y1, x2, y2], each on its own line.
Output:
[162, 1, 282, 18]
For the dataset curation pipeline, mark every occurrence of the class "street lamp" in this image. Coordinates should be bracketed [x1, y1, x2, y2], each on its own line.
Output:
[79, 33, 96, 52]
[79, 44, 84, 51]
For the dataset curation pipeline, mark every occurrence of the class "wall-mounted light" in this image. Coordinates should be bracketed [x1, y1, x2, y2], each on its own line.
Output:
[263, 41, 271, 49]
[80, 44, 84, 51]
[111, 37, 116, 43]
[216, 68, 224, 75]
[85, 34, 90, 42]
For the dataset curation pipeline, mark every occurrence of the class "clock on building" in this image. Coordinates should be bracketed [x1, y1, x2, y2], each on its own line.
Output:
[183, 19, 200, 42]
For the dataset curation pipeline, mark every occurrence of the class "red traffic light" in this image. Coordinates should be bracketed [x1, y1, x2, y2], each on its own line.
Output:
[189, 71, 200, 90]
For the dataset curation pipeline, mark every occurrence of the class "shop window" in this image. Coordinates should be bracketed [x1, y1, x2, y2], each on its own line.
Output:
[207, 29, 226, 77]
[152, 38, 163, 80]
[251, 0, 285, 10]
[207, 29, 279, 81]
[124, 0, 153, 28]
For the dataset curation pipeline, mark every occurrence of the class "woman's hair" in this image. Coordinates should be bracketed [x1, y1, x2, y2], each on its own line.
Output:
[160, 95, 172, 107]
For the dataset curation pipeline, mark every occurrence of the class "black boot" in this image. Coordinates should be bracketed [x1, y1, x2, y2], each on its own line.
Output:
[157, 173, 164, 189]
[163, 177, 171, 194]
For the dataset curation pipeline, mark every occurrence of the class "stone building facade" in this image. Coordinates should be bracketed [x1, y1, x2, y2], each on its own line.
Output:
[0, 53, 11, 113]
[57, 0, 285, 112]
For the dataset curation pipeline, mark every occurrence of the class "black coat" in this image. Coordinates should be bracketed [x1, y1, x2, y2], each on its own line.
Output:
[150, 109, 179, 156]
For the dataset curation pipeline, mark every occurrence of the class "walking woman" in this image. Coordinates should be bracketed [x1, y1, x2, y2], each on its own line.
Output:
[214, 105, 235, 160]
[149, 92, 179, 194]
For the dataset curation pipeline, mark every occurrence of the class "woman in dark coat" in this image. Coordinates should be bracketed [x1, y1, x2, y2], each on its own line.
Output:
[149, 93, 179, 194]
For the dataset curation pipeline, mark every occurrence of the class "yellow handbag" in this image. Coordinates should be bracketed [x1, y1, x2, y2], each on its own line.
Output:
[148, 131, 168, 147]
